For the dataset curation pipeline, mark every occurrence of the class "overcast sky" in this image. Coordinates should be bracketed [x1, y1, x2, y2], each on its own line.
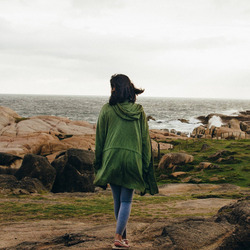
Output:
[0, 0, 250, 99]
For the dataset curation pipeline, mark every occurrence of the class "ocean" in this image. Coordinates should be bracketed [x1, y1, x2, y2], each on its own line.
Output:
[0, 94, 249, 135]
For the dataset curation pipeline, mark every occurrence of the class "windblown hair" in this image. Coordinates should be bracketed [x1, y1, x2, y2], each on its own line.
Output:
[109, 74, 144, 105]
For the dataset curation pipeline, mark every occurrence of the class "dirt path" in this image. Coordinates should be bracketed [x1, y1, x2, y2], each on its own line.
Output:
[0, 183, 247, 249]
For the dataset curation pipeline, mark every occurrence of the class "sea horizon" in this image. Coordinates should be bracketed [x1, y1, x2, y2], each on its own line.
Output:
[0, 94, 249, 135]
[0, 93, 250, 101]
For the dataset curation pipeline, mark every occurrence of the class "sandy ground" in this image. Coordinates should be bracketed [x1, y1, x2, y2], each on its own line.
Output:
[0, 183, 246, 249]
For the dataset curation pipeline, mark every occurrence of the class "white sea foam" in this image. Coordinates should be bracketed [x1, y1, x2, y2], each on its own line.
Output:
[220, 109, 241, 116]
[208, 115, 223, 128]
[148, 118, 202, 135]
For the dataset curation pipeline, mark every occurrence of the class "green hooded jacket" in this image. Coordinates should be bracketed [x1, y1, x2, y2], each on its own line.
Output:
[94, 101, 158, 195]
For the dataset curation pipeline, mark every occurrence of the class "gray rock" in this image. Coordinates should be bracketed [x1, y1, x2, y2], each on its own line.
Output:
[0, 174, 47, 194]
[152, 197, 250, 249]
[51, 148, 95, 193]
[15, 154, 56, 191]
[240, 121, 248, 132]
[0, 152, 22, 175]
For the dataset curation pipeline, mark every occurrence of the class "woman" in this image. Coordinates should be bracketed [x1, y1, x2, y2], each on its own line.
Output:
[94, 74, 158, 249]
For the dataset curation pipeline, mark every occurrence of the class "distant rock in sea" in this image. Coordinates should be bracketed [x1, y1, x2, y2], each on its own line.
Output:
[192, 111, 250, 139]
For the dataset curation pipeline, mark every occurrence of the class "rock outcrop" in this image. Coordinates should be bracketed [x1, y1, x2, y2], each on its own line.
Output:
[0, 106, 96, 161]
[0, 152, 23, 175]
[151, 197, 250, 249]
[0, 174, 47, 194]
[15, 154, 56, 191]
[158, 152, 194, 170]
[193, 111, 250, 139]
[51, 149, 95, 193]
[150, 129, 188, 141]
[151, 140, 173, 157]
[215, 197, 250, 249]
[0, 106, 21, 131]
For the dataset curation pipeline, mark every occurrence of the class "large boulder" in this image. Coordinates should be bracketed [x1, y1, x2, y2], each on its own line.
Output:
[51, 148, 95, 193]
[0, 133, 61, 157]
[158, 153, 194, 170]
[15, 154, 56, 191]
[215, 197, 250, 249]
[151, 140, 173, 157]
[152, 197, 250, 249]
[0, 174, 47, 194]
[240, 121, 248, 132]
[0, 107, 96, 158]
[191, 125, 206, 137]
[0, 152, 23, 175]
[1, 115, 95, 137]
[228, 119, 241, 131]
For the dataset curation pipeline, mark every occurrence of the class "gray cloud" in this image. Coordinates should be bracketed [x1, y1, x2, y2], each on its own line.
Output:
[0, 0, 250, 99]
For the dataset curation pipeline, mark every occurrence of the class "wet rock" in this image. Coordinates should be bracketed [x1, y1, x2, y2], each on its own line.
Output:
[147, 115, 156, 121]
[15, 154, 56, 191]
[170, 129, 176, 134]
[51, 148, 95, 193]
[178, 118, 189, 123]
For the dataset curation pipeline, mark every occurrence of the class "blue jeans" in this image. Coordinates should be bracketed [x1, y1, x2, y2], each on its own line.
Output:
[110, 184, 134, 238]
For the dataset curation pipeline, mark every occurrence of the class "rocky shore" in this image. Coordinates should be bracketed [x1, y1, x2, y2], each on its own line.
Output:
[1, 106, 249, 161]
[0, 106, 250, 249]
[1, 106, 250, 193]
[192, 110, 250, 139]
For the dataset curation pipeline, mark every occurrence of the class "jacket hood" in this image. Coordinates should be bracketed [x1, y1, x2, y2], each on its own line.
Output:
[111, 101, 143, 121]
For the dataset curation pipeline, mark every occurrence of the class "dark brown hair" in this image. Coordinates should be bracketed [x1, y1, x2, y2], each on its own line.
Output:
[109, 74, 144, 105]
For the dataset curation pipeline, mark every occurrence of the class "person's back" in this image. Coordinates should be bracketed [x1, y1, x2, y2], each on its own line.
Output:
[94, 100, 150, 192]
[94, 74, 158, 249]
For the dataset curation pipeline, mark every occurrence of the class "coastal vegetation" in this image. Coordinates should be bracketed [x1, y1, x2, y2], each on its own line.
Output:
[156, 138, 250, 187]
[0, 185, 247, 223]
[0, 106, 249, 248]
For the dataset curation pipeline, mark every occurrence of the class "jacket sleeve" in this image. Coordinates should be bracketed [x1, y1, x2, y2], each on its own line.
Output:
[141, 109, 151, 174]
[94, 107, 107, 172]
